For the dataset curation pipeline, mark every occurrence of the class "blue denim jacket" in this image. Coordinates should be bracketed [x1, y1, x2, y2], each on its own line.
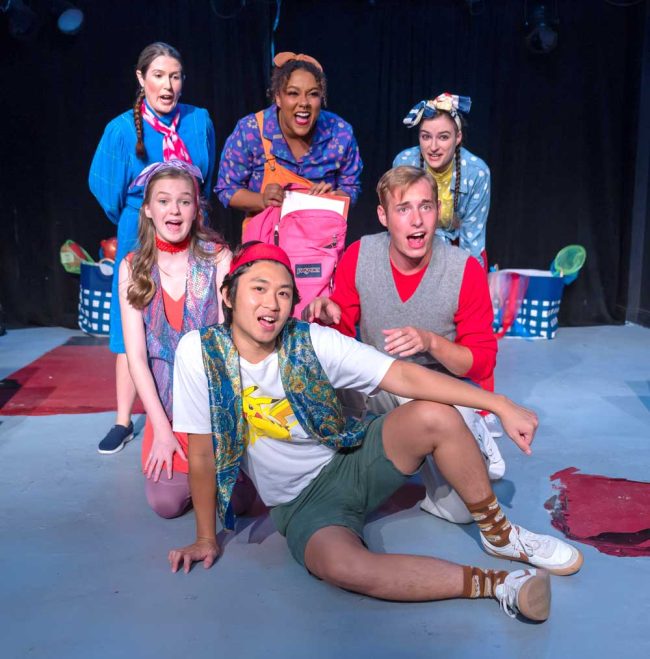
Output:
[393, 146, 490, 265]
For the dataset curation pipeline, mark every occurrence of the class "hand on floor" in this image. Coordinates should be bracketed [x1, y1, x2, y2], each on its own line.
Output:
[168, 537, 221, 574]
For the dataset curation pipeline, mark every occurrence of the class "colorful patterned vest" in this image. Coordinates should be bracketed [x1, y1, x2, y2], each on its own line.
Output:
[142, 241, 222, 419]
[200, 319, 371, 530]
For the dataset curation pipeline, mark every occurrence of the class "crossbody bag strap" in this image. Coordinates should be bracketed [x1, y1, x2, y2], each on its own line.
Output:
[255, 110, 276, 172]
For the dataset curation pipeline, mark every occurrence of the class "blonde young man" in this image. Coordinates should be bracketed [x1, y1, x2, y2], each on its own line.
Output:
[305, 166, 502, 523]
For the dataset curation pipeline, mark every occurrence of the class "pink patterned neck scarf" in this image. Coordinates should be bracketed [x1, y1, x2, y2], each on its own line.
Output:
[140, 102, 192, 163]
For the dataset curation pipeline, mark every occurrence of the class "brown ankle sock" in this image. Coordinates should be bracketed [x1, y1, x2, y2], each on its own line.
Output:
[462, 566, 509, 599]
[467, 494, 512, 547]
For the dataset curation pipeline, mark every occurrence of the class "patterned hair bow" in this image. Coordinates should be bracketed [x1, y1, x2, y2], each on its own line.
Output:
[273, 51, 323, 72]
[130, 159, 204, 195]
[403, 93, 472, 129]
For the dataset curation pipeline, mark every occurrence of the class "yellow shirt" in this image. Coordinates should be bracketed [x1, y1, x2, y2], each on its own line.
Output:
[426, 159, 455, 229]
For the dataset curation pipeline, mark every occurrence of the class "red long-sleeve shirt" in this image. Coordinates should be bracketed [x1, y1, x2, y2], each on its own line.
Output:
[329, 240, 497, 382]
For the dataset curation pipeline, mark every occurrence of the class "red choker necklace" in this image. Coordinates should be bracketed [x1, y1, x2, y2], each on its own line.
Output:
[155, 235, 191, 254]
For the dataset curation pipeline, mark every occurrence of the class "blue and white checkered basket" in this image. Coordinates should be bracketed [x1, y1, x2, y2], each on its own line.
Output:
[492, 269, 565, 340]
[78, 259, 114, 337]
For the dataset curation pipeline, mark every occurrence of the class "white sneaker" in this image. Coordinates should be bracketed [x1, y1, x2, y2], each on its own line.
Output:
[482, 524, 584, 575]
[482, 412, 504, 438]
[419, 492, 474, 524]
[495, 569, 551, 621]
[474, 413, 506, 480]
[418, 458, 474, 524]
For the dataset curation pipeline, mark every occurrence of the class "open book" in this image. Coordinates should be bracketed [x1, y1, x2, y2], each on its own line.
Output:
[280, 189, 350, 220]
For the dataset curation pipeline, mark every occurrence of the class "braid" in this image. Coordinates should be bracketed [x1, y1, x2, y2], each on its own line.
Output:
[453, 147, 461, 214]
[134, 87, 147, 160]
[451, 147, 462, 230]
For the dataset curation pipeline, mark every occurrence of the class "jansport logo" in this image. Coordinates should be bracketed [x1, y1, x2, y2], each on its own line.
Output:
[295, 263, 322, 278]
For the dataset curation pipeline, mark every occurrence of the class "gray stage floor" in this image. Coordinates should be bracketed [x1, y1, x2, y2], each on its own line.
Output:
[1, 325, 649, 658]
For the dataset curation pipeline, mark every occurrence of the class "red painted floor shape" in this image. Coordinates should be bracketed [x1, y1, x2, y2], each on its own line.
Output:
[547, 467, 650, 557]
[0, 339, 144, 416]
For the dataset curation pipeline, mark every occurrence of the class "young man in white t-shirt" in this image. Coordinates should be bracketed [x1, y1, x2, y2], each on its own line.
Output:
[169, 242, 582, 622]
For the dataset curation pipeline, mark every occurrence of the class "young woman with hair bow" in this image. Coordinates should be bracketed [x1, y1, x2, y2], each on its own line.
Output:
[394, 93, 490, 269]
[119, 160, 230, 517]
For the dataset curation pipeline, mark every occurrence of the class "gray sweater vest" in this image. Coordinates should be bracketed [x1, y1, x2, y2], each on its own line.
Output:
[356, 232, 469, 371]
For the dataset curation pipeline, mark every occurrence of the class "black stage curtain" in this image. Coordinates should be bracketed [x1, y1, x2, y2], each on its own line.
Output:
[0, 0, 645, 329]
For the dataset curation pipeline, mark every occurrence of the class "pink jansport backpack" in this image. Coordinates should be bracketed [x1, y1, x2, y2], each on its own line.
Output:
[242, 205, 347, 318]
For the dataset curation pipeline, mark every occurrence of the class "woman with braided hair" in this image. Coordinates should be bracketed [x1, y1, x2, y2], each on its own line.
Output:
[89, 42, 216, 455]
[393, 93, 490, 269]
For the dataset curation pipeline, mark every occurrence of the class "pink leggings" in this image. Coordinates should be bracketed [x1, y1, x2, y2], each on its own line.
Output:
[145, 472, 192, 519]
[145, 470, 258, 519]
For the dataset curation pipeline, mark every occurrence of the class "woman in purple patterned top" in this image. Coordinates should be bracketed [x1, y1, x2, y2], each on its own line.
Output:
[215, 52, 363, 217]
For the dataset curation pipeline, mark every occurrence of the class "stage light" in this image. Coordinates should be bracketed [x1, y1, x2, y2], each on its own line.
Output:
[524, 1, 559, 55]
[1, 0, 39, 39]
[52, 1, 84, 35]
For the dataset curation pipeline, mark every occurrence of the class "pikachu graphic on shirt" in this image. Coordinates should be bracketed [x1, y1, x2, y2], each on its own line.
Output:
[242, 385, 299, 446]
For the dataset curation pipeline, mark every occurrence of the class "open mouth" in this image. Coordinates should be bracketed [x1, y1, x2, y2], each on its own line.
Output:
[165, 219, 183, 233]
[407, 231, 426, 249]
[258, 315, 278, 331]
[159, 94, 175, 105]
[295, 111, 311, 127]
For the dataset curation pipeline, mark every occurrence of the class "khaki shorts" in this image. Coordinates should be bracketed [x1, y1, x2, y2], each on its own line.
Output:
[269, 415, 410, 566]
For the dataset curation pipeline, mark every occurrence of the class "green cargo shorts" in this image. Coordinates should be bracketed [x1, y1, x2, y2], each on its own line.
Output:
[269, 415, 410, 567]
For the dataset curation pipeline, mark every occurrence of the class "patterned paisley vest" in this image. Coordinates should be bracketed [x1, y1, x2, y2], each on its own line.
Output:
[142, 241, 222, 420]
[200, 318, 371, 530]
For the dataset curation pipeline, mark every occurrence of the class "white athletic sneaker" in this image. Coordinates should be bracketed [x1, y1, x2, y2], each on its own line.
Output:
[495, 569, 551, 621]
[419, 492, 474, 524]
[418, 458, 475, 524]
[482, 524, 584, 576]
[474, 413, 506, 480]
[482, 412, 504, 438]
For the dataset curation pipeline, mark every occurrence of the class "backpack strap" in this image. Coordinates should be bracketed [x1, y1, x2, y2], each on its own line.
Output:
[255, 110, 276, 172]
